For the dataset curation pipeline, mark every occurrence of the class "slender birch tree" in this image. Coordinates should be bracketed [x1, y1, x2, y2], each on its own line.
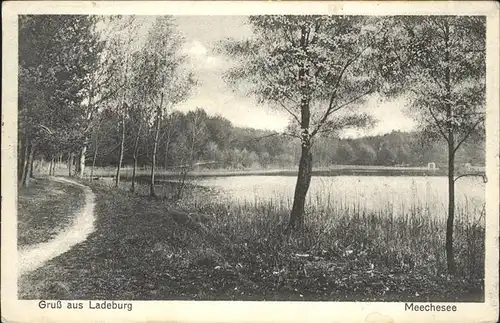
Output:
[75, 16, 130, 178]
[377, 16, 486, 274]
[138, 16, 195, 197]
[221, 16, 388, 229]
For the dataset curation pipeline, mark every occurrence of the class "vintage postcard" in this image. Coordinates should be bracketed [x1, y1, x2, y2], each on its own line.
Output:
[1, 1, 499, 322]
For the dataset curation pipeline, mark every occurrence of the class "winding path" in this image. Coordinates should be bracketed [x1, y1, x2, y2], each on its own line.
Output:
[18, 177, 96, 276]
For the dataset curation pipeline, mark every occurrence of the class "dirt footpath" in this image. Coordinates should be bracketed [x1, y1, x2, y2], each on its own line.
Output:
[18, 177, 96, 276]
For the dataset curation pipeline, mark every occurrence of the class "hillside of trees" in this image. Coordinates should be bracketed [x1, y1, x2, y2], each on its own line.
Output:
[83, 107, 485, 170]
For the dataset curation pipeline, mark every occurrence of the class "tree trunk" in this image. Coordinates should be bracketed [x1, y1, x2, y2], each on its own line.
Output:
[131, 151, 138, 193]
[90, 147, 98, 180]
[20, 137, 30, 187]
[115, 54, 130, 187]
[78, 143, 87, 178]
[51, 157, 56, 176]
[443, 20, 456, 275]
[289, 145, 313, 229]
[49, 158, 54, 176]
[28, 145, 35, 178]
[288, 28, 312, 231]
[90, 122, 101, 181]
[75, 152, 81, 175]
[189, 127, 196, 167]
[18, 135, 27, 183]
[68, 153, 73, 177]
[73, 154, 78, 176]
[131, 120, 143, 193]
[21, 141, 32, 187]
[150, 94, 164, 197]
[164, 127, 171, 170]
[115, 111, 126, 188]
[22, 142, 34, 186]
[176, 166, 188, 200]
[446, 128, 456, 275]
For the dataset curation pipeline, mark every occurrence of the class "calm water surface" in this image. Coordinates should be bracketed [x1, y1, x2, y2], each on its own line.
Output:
[195, 175, 485, 220]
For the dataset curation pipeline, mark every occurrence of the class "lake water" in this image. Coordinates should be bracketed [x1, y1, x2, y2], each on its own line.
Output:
[195, 175, 485, 221]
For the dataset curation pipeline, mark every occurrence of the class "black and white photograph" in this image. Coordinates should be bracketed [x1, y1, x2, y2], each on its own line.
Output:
[2, 1, 499, 322]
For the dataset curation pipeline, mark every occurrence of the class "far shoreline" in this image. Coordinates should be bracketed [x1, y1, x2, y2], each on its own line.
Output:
[87, 165, 485, 180]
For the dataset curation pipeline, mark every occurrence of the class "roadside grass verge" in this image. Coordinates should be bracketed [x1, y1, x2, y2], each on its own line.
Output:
[17, 177, 86, 248]
[19, 179, 484, 301]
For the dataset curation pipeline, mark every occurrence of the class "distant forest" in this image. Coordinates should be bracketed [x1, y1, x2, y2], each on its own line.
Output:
[87, 107, 484, 170]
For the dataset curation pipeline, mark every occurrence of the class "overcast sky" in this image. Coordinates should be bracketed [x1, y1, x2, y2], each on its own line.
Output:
[148, 16, 417, 137]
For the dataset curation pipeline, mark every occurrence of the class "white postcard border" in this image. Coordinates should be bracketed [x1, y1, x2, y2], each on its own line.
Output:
[2, 2, 498, 322]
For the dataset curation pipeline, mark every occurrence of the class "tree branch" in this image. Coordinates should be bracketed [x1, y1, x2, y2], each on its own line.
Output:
[428, 17, 447, 41]
[453, 116, 484, 154]
[311, 32, 379, 138]
[258, 60, 301, 125]
[454, 173, 487, 183]
[276, 100, 301, 125]
[427, 105, 449, 142]
[93, 82, 126, 107]
[310, 61, 355, 135]
[311, 87, 373, 138]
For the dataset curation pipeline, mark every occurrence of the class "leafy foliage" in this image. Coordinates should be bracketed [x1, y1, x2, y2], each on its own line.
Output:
[19, 15, 102, 155]
[221, 16, 388, 138]
[376, 16, 486, 148]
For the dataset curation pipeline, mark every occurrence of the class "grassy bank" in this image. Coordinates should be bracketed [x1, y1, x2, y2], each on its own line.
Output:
[17, 178, 85, 248]
[19, 179, 484, 301]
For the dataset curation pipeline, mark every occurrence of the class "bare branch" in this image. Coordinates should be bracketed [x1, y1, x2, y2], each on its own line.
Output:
[428, 17, 447, 41]
[258, 60, 301, 125]
[311, 26, 385, 137]
[275, 100, 301, 125]
[454, 173, 487, 183]
[311, 87, 373, 137]
[453, 116, 484, 154]
[427, 105, 449, 142]
[311, 60, 356, 134]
